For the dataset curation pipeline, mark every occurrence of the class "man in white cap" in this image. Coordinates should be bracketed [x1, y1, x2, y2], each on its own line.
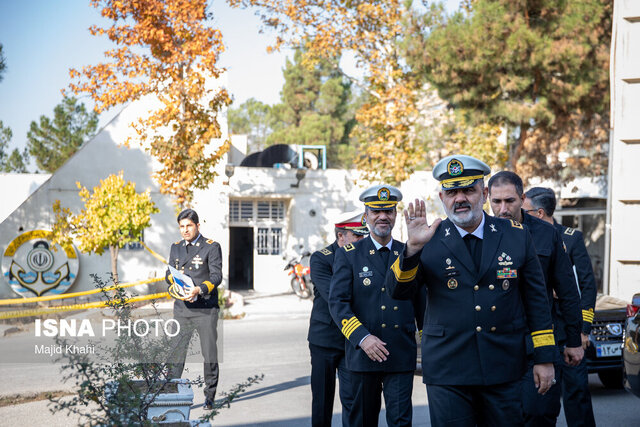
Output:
[308, 211, 369, 427]
[387, 155, 556, 426]
[329, 185, 425, 427]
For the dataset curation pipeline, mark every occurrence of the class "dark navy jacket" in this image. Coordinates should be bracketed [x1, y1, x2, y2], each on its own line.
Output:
[387, 214, 556, 386]
[328, 236, 425, 373]
[165, 235, 222, 315]
[554, 221, 597, 335]
[308, 241, 345, 351]
[522, 212, 582, 347]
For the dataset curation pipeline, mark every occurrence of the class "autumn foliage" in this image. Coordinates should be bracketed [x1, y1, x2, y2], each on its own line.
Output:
[51, 172, 159, 283]
[229, 0, 426, 184]
[68, 0, 231, 205]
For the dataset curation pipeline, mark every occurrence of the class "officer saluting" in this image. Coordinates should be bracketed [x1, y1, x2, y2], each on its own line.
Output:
[387, 155, 556, 426]
[308, 211, 368, 427]
[329, 185, 425, 427]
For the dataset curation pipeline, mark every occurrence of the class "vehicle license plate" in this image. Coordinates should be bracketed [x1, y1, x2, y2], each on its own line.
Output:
[596, 343, 621, 357]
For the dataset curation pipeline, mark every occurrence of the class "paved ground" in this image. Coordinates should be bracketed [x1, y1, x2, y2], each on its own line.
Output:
[0, 292, 638, 426]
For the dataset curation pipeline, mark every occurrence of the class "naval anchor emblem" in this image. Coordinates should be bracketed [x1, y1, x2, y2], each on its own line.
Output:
[2, 230, 79, 297]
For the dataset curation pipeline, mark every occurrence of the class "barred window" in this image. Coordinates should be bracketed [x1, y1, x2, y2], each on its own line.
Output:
[256, 227, 282, 255]
[230, 199, 285, 223]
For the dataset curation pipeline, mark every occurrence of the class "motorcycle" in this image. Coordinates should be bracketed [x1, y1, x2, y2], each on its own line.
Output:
[284, 250, 314, 299]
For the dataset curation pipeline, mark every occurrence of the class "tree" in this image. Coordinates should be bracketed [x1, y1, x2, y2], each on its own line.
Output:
[51, 171, 159, 284]
[0, 120, 29, 172]
[405, 0, 611, 181]
[227, 98, 274, 152]
[229, 0, 430, 184]
[27, 96, 98, 173]
[267, 50, 357, 167]
[0, 43, 6, 83]
[68, 0, 231, 207]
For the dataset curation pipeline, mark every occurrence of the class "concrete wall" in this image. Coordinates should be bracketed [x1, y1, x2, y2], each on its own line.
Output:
[608, 0, 640, 300]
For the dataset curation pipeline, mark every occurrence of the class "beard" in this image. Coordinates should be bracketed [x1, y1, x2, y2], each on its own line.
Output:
[444, 198, 484, 229]
[369, 222, 392, 238]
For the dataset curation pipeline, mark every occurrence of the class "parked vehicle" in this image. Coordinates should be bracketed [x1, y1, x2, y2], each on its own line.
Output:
[284, 251, 313, 299]
[586, 296, 627, 388]
[623, 293, 640, 398]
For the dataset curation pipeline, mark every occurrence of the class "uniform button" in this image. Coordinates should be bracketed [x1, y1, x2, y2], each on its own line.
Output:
[491, 306, 496, 311]
[382, 324, 387, 328]
[394, 324, 399, 329]
[393, 306, 398, 311]
[381, 288, 385, 292]
[474, 285, 479, 291]
[491, 326, 497, 332]
[489, 284, 495, 290]
[475, 305, 481, 311]
[381, 305, 386, 310]
[476, 326, 482, 332]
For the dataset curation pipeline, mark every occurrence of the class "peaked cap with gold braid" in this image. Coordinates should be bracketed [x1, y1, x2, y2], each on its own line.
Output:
[334, 210, 369, 236]
[359, 184, 402, 210]
[433, 155, 491, 190]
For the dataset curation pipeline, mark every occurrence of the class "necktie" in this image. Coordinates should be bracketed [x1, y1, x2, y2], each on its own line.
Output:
[463, 234, 481, 271]
[379, 246, 390, 266]
[186, 243, 192, 254]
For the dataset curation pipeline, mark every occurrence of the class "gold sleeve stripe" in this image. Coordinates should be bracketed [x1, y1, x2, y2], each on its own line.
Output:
[202, 281, 215, 293]
[343, 321, 362, 338]
[582, 310, 594, 323]
[531, 329, 554, 337]
[341, 316, 363, 339]
[532, 332, 556, 348]
[391, 257, 418, 283]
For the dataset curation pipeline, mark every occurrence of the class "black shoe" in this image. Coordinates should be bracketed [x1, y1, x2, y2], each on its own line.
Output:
[204, 398, 214, 410]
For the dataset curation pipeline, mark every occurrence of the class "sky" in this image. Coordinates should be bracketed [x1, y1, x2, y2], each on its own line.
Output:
[0, 0, 290, 164]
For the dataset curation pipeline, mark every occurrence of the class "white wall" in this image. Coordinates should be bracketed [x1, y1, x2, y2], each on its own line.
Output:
[608, 0, 640, 300]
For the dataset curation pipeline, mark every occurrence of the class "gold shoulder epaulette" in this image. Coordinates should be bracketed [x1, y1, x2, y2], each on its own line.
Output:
[344, 243, 355, 252]
[174, 240, 181, 245]
[206, 239, 214, 244]
[564, 228, 576, 236]
[509, 219, 523, 229]
[320, 248, 332, 256]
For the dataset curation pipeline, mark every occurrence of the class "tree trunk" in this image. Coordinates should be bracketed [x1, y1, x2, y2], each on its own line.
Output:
[507, 124, 529, 172]
[109, 245, 119, 284]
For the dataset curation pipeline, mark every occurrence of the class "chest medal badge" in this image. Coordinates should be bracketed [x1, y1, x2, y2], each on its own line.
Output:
[363, 278, 371, 286]
[192, 254, 203, 269]
[447, 278, 458, 289]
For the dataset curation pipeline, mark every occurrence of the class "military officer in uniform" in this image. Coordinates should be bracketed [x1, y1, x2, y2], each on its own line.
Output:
[387, 155, 557, 426]
[328, 185, 425, 427]
[488, 172, 583, 427]
[308, 211, 369, 427]
[524, 187, 596, 427]
[165, 209, 222, 410]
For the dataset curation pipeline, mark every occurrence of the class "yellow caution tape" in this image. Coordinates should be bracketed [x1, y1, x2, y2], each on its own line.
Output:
[0, 277, 166, 306]
[0, 292, 171, 320]
[141, 241, 168, 264]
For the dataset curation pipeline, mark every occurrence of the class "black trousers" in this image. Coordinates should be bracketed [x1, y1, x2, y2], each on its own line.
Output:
[426, 381, 524, 427]
[349, 370, 413, 427]
[522, 350, 562, 427]
[561, 356, 595, 427]
[309, 343, 354, 427]
[168, 308, 219, 401]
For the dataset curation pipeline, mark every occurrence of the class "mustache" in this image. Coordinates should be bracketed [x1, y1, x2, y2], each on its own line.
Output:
[454, 202, 471, 210]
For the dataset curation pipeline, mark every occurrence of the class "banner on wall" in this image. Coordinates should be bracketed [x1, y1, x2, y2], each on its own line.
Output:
[2, 230, 79, 297]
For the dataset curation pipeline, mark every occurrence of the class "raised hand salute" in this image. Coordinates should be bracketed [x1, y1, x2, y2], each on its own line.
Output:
[404, 198, 442, 257]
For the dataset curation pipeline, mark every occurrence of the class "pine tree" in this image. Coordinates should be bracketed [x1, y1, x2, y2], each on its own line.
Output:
[405, 0, 611, 181]
[27, 96, 98, 173]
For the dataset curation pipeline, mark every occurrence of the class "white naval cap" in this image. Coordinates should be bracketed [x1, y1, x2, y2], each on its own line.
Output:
[359, 185, 402, 210]
[432, 155, 491, 189]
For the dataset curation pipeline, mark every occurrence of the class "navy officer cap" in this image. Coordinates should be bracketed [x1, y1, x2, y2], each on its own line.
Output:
[433, 155, 491, 190]
[359, 184, 402, 210]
